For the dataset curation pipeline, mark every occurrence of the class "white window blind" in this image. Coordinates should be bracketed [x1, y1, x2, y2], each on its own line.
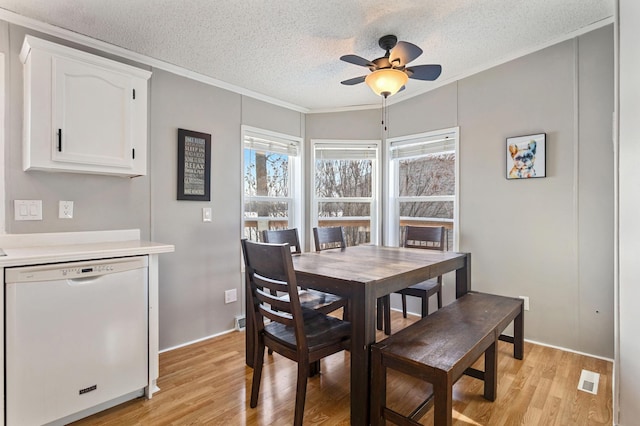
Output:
[390, 132, 456, 159]
[314, 143, 378, 160]
[244, 132, 299, 156]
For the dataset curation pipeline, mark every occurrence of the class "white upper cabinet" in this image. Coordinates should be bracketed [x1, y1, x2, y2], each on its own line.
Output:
[20, 36, 152, 177]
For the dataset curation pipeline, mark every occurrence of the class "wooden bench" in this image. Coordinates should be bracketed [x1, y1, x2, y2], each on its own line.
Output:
[370, 291, 524, 426]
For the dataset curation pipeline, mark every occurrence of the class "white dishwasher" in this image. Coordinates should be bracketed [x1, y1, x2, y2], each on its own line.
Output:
[5, 256, 149, 426]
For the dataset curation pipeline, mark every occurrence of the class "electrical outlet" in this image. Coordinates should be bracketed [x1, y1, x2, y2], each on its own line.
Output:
[519, 296, 530, 311]
[59, 201, 74, 219]
[225, 289, 237, 304]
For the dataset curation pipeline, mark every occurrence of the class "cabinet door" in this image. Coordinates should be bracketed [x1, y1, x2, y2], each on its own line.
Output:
[52, 56, 135, 169]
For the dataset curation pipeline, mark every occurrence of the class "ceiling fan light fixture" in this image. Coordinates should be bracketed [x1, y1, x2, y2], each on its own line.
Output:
[365, 68, 408, 98]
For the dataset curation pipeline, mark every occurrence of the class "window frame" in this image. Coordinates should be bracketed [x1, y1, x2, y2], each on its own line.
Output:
[311, 139, 382, 247]
[241, 125, 304, 245]
[385, 127, 460, 249]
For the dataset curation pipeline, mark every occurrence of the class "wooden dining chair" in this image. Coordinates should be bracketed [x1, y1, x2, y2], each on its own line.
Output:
[241, 239, 351, 426]
[262, 228, 347, 317]
[312, 226, 346, 251]
[383, 226, 445, 334]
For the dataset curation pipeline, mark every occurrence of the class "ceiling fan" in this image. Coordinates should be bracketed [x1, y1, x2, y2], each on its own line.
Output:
[340, 35, 442, 98]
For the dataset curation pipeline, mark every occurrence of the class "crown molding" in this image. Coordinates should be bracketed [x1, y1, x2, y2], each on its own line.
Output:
[0, 8, 310, 114]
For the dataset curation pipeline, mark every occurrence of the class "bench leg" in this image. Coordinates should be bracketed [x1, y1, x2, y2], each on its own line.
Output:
[514, 306, 524, 360]
[433, 376, 453, 426]
[484, 340, 498, 401]
[370, 347, 386, 426]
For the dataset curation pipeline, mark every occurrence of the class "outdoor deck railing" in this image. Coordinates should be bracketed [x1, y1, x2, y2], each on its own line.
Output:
[244, 217, 454, 249]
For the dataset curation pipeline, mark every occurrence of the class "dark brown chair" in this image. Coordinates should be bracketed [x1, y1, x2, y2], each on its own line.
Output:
[312, 226, 352, 319]
[384, 226, 445, 334]
[262, 228, 303, 254]
[241, 239, 351, 426]
[312, 226, 346, 251]
[262, 228, 347, 316]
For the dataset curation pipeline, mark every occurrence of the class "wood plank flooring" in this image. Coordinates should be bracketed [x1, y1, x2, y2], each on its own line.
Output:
[72, 311, 612, 425]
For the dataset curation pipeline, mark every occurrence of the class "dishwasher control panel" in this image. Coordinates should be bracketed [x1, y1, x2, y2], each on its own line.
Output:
[5, 256, 148, 283]
[62, 264, 116, 276]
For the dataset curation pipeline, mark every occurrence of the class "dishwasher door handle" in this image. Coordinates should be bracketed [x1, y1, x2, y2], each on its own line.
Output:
[67, 276, 105, 286]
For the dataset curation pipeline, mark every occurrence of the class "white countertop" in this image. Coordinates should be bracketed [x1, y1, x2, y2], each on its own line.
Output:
[0, 230, 174, 267]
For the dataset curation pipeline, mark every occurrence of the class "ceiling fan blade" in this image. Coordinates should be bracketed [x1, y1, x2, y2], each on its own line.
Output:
[389, 41, 423, 66]
[341, 76, 367, 85]
[340, 54, 375, 68]
[406, 64, 442, 81]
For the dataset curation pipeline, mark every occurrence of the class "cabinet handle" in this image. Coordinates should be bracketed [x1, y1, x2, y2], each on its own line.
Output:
[57, 129, 62, 152]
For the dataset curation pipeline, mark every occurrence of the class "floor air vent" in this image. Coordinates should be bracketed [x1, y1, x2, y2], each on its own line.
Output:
[235, 315, 246, 331]
[577, 369, 600, 395]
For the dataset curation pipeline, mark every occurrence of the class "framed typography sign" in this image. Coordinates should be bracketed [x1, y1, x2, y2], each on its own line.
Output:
[177, 128, 211, 201]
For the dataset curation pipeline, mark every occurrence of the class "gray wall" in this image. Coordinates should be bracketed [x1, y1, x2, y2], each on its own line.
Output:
[307, 25, 614, 358]
[1, 21, 304, 350]
[3, 24, 152, 237]
[2, 18, 613, 358]
[149, 71, 304, 349]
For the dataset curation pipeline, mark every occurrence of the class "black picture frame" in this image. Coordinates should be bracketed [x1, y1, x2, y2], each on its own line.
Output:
[506, 133, 546, 180]
[177, 128, 211, 201]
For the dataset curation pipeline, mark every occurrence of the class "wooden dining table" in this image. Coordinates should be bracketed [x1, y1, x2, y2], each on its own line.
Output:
[245, 244, 471, 425]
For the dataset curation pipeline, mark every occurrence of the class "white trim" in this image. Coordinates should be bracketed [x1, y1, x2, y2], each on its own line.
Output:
[0, 9, 612, 115]
[309, 17, 615, 114]
[0, 228, 140, 248]
[241, 125, 304, 246]
[393, 307, 614, 363]
[311, 138, 382, 246]
[523, 337, 614, 363]
[0, 52, 4, 234]
[159, 329, 236, 353]
[385, 127, 460, 248]
[0, 9, 309, 114]
[613, 1, 620, 423]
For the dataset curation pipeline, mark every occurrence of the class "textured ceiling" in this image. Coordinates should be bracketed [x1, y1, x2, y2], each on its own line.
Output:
[0, 0, 614, 112]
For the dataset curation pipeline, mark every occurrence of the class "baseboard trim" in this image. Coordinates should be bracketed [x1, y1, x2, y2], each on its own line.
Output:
[159, 328, 236, 354]
[390, 306, 613, 363]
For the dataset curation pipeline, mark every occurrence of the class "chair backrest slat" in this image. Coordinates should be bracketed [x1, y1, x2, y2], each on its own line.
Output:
[254, 286, 292, 312]
[258, 305, 295, 327]
[313, 226, 346, 251]
[404, 226, 445, 252]
[262, 229, 302, 254]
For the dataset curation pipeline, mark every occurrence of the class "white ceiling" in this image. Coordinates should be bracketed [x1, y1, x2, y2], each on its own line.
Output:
[0, 0, 614, 112]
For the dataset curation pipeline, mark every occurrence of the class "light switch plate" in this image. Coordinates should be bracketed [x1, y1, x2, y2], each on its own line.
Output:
[202, 207, 212, 222]
[14, 200, 42, 221]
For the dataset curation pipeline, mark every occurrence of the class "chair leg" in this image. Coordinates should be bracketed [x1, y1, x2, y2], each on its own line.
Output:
[421, 294, 429, 318]
[309, 360, 320, 377]
[437, 288, 443, 309]
[401, 294, 408, 318]
[250, 341, 265, 408]
[343, 301, 350, 321]
[383, 295, 391, 336]
[294, 361, 310, 426]
[376, 298, 383, 331]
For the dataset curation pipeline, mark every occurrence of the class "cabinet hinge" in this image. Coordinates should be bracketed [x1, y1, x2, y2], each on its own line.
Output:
[132, 89, 136, 100]
[132, 148, 136, 159]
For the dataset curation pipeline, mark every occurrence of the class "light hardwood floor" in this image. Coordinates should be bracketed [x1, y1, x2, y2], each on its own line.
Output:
[73, 311, 612, 425]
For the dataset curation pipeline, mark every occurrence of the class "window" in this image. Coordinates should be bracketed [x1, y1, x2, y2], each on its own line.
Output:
[386, 128, 459, 250]
[242, 126, 302, 242]
[312, 140, 381, 247]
